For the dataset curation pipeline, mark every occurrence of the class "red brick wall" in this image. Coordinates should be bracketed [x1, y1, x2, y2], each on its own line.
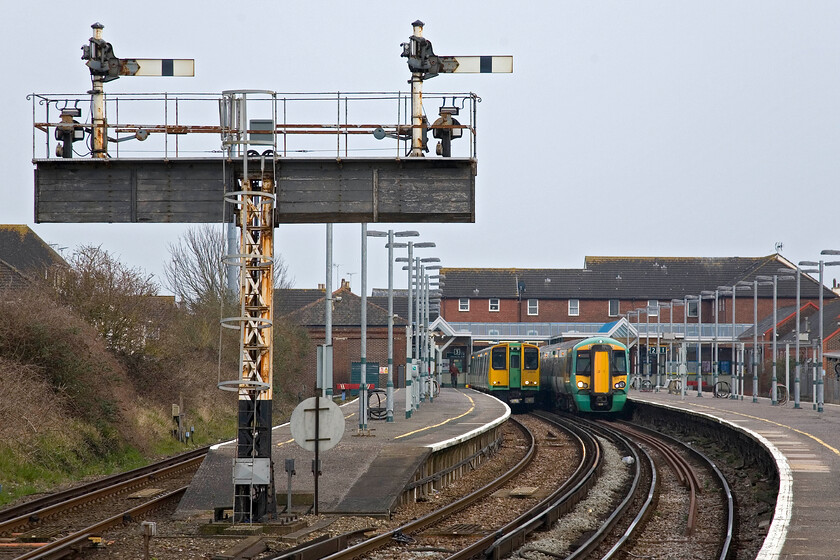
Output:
[304, 326, 408, 389]
[441, 296, 820, 326]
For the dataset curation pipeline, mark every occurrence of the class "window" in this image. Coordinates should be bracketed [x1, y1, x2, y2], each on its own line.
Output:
[614, 351, 627, 374]
[576, 350, 591, 374]
[458, 298, 469, 312]
[524, 347, 539, 370]
[568, 299, 580, 316]
[687, 300, 699, 317]
[510, 353, 520, 370]
[489, 298, 500, 312]
[527, 299, 538, 315]
[648, 300, 659, 317]
[609, 299, 620, 317]
[491, 346, 506, 369]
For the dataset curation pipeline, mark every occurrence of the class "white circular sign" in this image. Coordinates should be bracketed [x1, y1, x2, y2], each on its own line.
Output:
[290, 397, 345, 452]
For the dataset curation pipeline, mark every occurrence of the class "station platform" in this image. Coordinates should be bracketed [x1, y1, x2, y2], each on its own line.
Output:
[175, 387, 509, 519]
[631, 388, 840, 559]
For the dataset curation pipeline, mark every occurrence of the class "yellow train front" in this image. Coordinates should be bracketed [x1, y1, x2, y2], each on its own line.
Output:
[467, 342, 540, 408]
[540, 336, 628, 413]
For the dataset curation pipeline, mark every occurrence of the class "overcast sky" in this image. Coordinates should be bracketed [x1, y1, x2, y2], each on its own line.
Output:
[3, 2, 839, 295]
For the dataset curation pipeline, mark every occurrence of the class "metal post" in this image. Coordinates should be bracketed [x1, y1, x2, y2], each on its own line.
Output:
[753, 280, 759, 403]
[772, 276, 778, 405]
[713, 290, 719, 393]
[731, 287, 738, 399]
[405, 242, 414, 419]
[795, 266, 802, 408]
[645, 307, 650, 385]
[697, 295, 703, 397]
[325, 225, 333, 398]
[682, 297, 688, 398]
[360, 224, 368, 432]
[410, 21, 425, 157]
[415, 258, 423, 406]
[387, 231, 395, 422]
[818, 261, 824, 412]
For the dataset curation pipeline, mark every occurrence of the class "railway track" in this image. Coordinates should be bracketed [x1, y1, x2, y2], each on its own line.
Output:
[0, 448, 207, 559]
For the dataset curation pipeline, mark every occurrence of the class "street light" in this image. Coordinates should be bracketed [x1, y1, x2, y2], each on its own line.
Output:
[789, 264, 818, 409]
[396, 240, 434, 418]
[756, 275, 795, 405]
[635, 307, 648, 387]
[718, 283, 751, 400]
[701, 290, 718, 394]
[369, 229, 416, 423]
[658, 302, 670, 389]
[812, 252, 840, 412]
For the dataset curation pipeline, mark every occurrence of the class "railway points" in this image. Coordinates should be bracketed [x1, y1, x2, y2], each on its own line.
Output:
[175, 388, 509, 520]
[631, 390, 840, 559]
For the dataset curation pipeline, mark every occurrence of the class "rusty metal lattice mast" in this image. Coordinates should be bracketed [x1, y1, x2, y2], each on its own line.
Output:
[219, 91, 277, 523]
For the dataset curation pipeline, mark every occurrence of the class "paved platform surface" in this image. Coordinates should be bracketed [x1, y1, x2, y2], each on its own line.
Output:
[632, 388, 840, 559]
[176, 387, 509, 518]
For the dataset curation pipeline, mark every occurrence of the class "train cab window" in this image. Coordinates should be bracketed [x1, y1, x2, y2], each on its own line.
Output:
[523, 347, 539, 370]
[614, 351, 627, 374]
[491, 347, 506, 369]
[510, 353, 520, 370]
[576, 351, 591, 374]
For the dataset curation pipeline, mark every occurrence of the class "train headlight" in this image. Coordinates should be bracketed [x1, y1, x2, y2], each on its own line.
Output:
[614, 381, 626, 389]
[576, 381, 589, 389]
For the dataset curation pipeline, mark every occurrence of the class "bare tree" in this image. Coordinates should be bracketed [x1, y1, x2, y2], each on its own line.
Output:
[164, 224, 293, 309]
[56, 245, 159, 355]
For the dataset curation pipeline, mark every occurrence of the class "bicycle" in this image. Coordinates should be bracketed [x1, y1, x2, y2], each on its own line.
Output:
[770, 384, 789, 405]
[713, 381, 731, 398]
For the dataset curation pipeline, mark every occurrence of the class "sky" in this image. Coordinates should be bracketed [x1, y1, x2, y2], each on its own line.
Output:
[3, 2, 840, 295]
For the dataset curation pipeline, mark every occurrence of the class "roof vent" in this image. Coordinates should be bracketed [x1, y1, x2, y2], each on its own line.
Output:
[616, 274, 622, 280]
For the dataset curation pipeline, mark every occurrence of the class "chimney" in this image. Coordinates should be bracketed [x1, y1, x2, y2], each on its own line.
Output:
[341, 278, 350, 290]
[318, 283, 325, 291]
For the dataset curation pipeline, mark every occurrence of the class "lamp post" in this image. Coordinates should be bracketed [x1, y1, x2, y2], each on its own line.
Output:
[701, 290, 718, 394]
[370, 230, 417, 423]
[419, 258, 440, 402]
[684, 295, 699, 396]
[635, 308, 647, 387]
[790, 264, 818, 409]
[814, 252, 840, 412]
[756, 274, 795, 405]
[658, 302, 670, 390]
[396, 240, 434, 418]
[720, 284, 751, 400]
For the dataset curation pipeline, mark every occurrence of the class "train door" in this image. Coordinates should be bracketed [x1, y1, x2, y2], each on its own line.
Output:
[592, 345, 611, 393]
[509, 345, 522, 388]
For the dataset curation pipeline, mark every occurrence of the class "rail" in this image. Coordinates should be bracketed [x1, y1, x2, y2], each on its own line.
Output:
[29, 91, 479, 161]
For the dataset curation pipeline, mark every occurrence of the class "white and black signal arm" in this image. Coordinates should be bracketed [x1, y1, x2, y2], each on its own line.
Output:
[76, 23, 194, 158]
[401, 20, 512, 80]
[400, 21, 512, 157]
[81, 22, 194, 81]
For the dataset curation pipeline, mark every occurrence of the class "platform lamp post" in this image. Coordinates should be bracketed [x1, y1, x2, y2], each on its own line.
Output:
[427, 274, 444, 392]
[635, 307, 648, 386]
[370, 229, 418, 423]
[625, 310, 638, 386]
[700, 290, 719, 395]
[658, 302, 669, 390]
[683, 295, 702, 396]
[396, 240, 435, 418]
[812, 252, 840, 412]
[417, 257, 440, 402]
[787, 265, 818, 409]
[670, 298, 687, 396]
[756, 275, 795, 405]
[718, 283, 752, 400]
[739, 280, 765, 402]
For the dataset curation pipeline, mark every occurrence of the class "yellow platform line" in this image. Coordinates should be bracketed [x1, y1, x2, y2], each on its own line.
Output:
[691, 402, 840, 457]
[394, 392, 476, 440]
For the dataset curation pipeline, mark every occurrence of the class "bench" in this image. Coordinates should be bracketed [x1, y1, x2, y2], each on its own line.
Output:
[335, 383, 376, 400]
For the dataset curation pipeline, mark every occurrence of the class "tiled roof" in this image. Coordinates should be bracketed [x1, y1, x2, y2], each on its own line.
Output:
[282, 286, 407, 327]
[276, 288, 326, 317]
[0, 225, 67, 282]
[440, 255, 832, 300]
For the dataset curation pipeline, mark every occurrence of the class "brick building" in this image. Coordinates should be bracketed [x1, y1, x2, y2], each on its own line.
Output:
[279, 281, 408, 391]
[436, 254, 837, 378]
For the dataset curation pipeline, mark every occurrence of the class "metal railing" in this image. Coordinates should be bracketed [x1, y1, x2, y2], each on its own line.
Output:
[448, 322, 754, 342]
[29, 90, 479, 161]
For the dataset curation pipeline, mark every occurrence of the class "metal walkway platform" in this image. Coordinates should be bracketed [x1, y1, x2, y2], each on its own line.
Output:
[176, 388, 509, 518]
[631, 390, 840, 559]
